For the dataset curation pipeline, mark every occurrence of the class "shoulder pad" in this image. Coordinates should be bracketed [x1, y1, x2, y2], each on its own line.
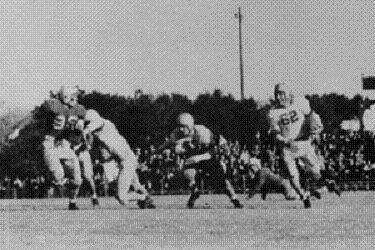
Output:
[70, 104, 86, 117]
[193, 125, 213, 144]
[44, 99, 66, 114]
[293, 97, 311, 115]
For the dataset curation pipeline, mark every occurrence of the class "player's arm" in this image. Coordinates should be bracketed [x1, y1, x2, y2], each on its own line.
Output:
[298, 97, 324, 135]
[7, 112, 34, 141]
[74, 104, 87, 131]
[154, 130, 181, 155]
[267, 111, 290, 146]
[7, 98, 63, 141]
[183, 126, 215, 157]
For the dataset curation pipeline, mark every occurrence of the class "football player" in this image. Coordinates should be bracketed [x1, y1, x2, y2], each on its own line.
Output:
[268, 83, 323, 208]
[156, 113, 243, 209]
[247, 145, 297, 201]
[82, 109, 155, 209]
[57, 86, 100, 207]
[9, 86, 90, 210]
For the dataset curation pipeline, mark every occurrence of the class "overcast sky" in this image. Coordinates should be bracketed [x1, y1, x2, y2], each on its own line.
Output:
[2, 0, 375, 110]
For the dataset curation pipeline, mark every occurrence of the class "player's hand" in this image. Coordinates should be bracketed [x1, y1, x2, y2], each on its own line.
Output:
[82, 128, 91, 142]
[8, 129, 20, 141]
[175, 143, 187, 154]
[285, 140, 298, 153]
[75, 119, 85, 131]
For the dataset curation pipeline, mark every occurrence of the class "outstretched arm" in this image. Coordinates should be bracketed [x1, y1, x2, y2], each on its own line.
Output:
[8, 112, 34, 141]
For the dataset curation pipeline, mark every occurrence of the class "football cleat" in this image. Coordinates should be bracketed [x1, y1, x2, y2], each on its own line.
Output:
[187, 191, 200, 209]
[327, 180, 341, 197]
[92, 198, 99, 207]
[310, 190, 322, 200]
[232, 199, 244, 209]
[138, 196, 156, 209]
[247, 189, 257, 200]
[114, 194, 126, 206]
[303, 198, 311, 209]
[68, 202, 79, 210]
[261, 188, 268, 201]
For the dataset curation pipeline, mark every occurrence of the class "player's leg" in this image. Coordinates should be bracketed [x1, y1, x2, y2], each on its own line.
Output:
[116, 158, 147, 204]
[265, 169, 297, 200]
[207, 159, 243, 208]
[283, 149, 306, 197]
[301, 147, 340, 197]
[183, 167, 200, 208]
[60, 149, 82, 210]
[60, 142, 82, 209]
[282, 148, 311, 208]
[248, 168, 296, 200]
[247, 168, 266, 199]
[78, 149, 99, 206]
[130, 171, 155, 209]
[99, 137, 147, 206]
[42, 136, 65, 185]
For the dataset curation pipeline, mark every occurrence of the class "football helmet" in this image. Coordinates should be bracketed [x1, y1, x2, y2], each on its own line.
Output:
[176, 113, 194, 136]
[274, 83, 292, 107]
[59, 86, 79, 107]
[177, 113, 194, 128]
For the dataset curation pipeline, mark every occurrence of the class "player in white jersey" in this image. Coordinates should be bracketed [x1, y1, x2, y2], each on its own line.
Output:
[82, 109, 155, 209]
[156, 113, 243, 209]
[268, 83, 323, 208]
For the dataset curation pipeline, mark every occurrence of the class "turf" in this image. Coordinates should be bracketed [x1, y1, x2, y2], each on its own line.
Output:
[1, 192, 374, 250]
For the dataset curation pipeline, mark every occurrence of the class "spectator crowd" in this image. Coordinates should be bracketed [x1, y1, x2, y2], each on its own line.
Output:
[2, 129, 375, 199]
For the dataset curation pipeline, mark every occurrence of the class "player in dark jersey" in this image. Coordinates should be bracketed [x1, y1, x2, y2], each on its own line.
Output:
[8, 86, 96, 210]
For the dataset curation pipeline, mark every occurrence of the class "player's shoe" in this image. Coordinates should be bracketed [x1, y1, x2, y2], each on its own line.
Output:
[310, 189, 322, 200]
[114, 194, 126, 206]
[301, 192, 311, 209]
[92, 197, 99, 207]
[247, 189, 257, 200]
[261, 188, 268, 200]
[303, 198, 311, 208]
[231, 199, 244, 209]
[137, 196, 156, 209]
[327, 180, 341, 197]
[187, 191, 200, 209]
[68, 202, 79, 210]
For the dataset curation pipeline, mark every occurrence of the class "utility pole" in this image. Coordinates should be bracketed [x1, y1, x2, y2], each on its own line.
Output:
[235, 7, 244, 100]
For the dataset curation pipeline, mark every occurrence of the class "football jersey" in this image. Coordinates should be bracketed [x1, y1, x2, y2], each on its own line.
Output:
[14, 98, 86, 140]
[43, 98, 86, 139]
[91, 118, 137, 163]
[268, 98, 311, 140]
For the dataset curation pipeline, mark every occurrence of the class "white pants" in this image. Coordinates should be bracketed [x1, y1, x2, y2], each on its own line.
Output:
[42, 136, 82, 187]
[283, 140, 322, 181]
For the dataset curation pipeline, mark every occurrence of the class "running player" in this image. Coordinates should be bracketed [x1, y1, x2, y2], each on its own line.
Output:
[9, 86, 88, 210]
[268, 83, 322, 208]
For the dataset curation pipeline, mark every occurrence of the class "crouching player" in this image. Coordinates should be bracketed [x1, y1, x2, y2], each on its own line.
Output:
[82, 109, 155, 209]
[247, 145, 297, 201]
[156, 113, 243, 209]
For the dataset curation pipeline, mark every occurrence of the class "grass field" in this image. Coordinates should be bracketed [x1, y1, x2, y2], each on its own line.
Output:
[1, 191, 375, 250]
